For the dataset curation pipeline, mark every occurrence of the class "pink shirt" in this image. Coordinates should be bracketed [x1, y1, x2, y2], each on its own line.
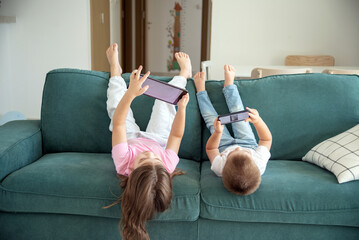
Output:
[111, 137, 179, 176]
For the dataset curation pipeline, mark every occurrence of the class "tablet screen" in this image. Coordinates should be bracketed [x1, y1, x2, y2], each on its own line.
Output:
[218, 110, 249, 125]
[142, 77, 187, 105]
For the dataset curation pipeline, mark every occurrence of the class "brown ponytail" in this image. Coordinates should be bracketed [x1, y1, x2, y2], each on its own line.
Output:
[104, 165, 183, 240]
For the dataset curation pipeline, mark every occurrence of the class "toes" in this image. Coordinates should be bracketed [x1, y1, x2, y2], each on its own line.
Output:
[176, 52, 189, 59]
[107, 43, 118, 53]
[194, 71, 204, 80]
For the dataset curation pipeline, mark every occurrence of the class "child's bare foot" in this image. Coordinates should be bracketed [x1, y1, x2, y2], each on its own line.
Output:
[106, 43, 122, 77]
[224, 64, 236, 87]
[175, 52, 192, 79]
[193, 72, 206, 92]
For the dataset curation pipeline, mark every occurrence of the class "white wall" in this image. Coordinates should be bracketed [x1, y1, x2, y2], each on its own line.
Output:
[210, 0, 359, 79]
[0, 0, 91, 119]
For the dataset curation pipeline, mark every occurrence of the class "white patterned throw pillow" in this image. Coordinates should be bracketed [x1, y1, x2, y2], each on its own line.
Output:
[302, 124, 359, 184]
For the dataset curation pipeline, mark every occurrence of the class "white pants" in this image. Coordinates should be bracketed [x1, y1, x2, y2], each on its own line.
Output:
[107, 75, 187, 147]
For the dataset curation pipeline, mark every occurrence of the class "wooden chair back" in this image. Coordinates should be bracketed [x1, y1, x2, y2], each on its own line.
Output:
[322, 69, 359, 75]
[251, 67, 312, 78]
[285, 55, 334, 66]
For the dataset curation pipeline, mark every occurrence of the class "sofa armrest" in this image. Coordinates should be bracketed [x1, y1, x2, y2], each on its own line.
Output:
[0, 120, 43, 181]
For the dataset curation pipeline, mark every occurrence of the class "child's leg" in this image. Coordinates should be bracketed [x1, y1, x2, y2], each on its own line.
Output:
[106, 43, 140, 137]
[107, 76, 140, 135]
[145, 76, 184, 135]
[146, 52, 192, 136]
[196, 91, 237, 151]
[222, 65, 257, 147]
[145, 52, 191, 142]
[194, 72, 235, 150]
[143, 98, 176, 147]
[196, 91, 220, 133]
[223, 84, 255, 139]
[144, 76, 187, 146]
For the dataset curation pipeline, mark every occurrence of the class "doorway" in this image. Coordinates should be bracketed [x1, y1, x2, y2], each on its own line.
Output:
[90, 0, 110, 72]
[90, 0, 211, 74]
[121, 0, 146, 73]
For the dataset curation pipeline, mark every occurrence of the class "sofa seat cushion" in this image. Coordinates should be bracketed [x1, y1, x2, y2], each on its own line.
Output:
[0, 153, 200, 221]
[200, 160, 359, 227]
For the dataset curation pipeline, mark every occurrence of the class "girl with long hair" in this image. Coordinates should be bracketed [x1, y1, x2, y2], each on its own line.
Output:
[104, 43, 191, 240]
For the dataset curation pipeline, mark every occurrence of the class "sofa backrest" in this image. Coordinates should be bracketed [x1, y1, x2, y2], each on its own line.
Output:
[41, 69, 202, 161]
[202, 73, 359, 160]
[41, 69, 112, 154]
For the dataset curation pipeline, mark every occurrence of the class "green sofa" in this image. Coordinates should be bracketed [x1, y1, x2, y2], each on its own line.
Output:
[1, 69, 359, 240]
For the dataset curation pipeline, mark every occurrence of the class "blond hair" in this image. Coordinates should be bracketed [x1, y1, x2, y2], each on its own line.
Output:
[222, 151, 261, 195]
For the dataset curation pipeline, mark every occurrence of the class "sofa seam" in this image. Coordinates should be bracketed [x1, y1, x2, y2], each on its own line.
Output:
[200, 195, 359, 213]
[197, 215, 359, 228]
[0, 128, 41, 161]
[0, 185, 200, 202]
[47, 70, 109, 81]
[0, 209, 200, 222]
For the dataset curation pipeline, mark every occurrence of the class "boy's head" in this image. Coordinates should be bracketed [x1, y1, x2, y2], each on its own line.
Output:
[222, 149, 261, 195]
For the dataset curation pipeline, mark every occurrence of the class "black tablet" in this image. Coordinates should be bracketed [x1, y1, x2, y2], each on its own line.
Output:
[218, 110, 249, 125]
[141, 76, 188, 105]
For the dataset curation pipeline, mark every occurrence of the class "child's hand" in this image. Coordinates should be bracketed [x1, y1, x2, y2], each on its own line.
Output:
[213, 118, 224, 133]
[245, 107, 261, 124]
[177, 93, 189, 110]
[128, 65, 150, 97]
